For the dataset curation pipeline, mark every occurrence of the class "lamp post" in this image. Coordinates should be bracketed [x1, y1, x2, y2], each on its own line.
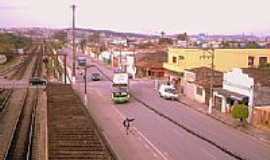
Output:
[83, 65, 94, 105]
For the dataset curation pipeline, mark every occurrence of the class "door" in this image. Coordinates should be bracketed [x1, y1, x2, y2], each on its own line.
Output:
[214, 96, 222, 111]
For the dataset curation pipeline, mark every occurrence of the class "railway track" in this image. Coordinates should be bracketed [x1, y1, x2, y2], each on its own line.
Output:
[47, 83, 115, 160]
[0, 44, 43, 160]
[0, 45, 39, 115]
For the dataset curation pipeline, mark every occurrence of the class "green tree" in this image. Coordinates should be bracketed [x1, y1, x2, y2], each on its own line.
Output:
[0, 33, 31, 53]
[177, 32, 188, 41]
[79, 39, 87, 54]
[232, 104, 249, 124]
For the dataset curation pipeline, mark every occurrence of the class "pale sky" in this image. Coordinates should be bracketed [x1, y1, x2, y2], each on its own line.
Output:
[0, 0, 270, 35]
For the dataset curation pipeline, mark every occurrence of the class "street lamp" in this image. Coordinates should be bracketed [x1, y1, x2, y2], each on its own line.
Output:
[83, 64, 94, 105]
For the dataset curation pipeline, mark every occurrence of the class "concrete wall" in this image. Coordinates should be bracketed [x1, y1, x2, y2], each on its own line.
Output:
[194, 86, 206, 103]
[163, 48, 270, 73]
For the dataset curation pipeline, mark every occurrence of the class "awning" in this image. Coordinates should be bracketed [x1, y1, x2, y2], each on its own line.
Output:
[214, 88, 248, 101]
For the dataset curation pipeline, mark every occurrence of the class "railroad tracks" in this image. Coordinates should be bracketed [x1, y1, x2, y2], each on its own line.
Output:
[47, 83, 115, 160]
[0, 44, 43, 160]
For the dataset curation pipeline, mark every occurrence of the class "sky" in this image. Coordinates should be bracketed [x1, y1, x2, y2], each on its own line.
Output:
[0, 0, 270, 35]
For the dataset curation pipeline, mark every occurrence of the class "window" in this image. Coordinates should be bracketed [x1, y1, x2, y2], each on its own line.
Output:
[178, 56, 184, 61]
[248, 56, 254, 66]
[259, 57, 268, 65]
[196, 87, 203, 96]
[172, 56, 177, 63]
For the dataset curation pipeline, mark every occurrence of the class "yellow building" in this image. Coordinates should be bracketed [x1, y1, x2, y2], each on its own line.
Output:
[163, 48, 270, 75]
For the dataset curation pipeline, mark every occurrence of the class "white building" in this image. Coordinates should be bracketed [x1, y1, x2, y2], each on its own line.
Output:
[214, 68, 270, 122]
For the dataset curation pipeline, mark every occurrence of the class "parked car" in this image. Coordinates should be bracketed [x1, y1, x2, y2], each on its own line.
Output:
[158, 84, 178, 100]
[90, 73, 101, 81]
[30, 77, 47, 86]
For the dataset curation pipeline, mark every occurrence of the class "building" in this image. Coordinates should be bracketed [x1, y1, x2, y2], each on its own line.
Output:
[181, 67, 223, 104]
[135, 51, 167, 78]
[213, 68, 270, 122]
[163, 48, 270, 80]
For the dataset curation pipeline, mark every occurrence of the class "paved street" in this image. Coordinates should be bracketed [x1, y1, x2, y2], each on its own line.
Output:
[63, 48, 270, 160]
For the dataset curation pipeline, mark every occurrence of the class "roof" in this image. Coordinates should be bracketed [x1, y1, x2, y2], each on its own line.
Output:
[185, 67, 223, 89]
[254, 87, 270, 106]
[241, 68, 270, 87]
[136, 51, 167, 69]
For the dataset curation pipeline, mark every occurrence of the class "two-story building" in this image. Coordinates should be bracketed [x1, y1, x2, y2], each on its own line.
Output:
[163, 48, 270, 80]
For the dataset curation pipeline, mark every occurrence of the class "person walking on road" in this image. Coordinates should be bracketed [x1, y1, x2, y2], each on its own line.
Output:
[123, 118, 135, 135]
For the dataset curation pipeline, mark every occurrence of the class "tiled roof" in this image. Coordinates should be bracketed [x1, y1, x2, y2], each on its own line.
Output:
[186, 67, 223, 89]
[242, 68, 270, 87]
[136, 51, 167, 68]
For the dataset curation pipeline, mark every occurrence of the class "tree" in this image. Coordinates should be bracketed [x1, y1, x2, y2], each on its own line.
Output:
[88, 32, 100, 44]
[0, 33, 31, 53]
[177, 32, 188, 41]
[232, 104, 249, 125]
[79, 39, 87, 54]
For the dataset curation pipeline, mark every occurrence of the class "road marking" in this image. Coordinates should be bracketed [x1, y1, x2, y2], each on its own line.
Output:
[112, 106, 169, 160]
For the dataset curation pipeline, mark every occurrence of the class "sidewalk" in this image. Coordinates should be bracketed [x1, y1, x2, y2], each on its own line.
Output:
[178, 95, 270, 144]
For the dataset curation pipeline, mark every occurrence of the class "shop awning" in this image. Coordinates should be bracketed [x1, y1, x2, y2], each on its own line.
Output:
[214, 88, 248, 101]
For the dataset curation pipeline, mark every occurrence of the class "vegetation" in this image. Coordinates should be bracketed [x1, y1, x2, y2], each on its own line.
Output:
[0, 95, 5, 105]
[88, 32, 101, 43]
[177, 32, 188, 41]
[259, 63, 270, 69]
[79, 39, 87, 54]
[0, 33, 32, 53]
[51, 31, 67, 50]
[232, 104, 249, 125]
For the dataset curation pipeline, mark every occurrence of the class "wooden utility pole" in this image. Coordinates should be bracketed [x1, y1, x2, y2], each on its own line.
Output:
[209, 48, 215, 114]
[200, 46, 215, 114]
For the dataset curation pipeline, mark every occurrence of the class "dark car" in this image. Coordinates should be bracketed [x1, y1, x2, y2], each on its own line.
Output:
[90, 73, 101, 81]
[30, 77, 47, 86]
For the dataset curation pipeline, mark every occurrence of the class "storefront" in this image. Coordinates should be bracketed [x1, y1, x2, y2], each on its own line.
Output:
[214, 88, 249, 112]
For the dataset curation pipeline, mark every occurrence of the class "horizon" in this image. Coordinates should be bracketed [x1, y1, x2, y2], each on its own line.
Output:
[0, 0, 270, 36]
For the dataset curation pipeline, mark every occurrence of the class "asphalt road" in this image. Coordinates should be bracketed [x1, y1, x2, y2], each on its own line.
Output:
[63, 48, 270, 160]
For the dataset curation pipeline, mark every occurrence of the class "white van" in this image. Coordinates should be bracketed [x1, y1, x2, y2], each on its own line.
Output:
[158, 84, 178, 100]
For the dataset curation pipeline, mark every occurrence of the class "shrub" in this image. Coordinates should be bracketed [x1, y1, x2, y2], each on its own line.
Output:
[232, 104, 249, 122]
[0, 96, 4, 104]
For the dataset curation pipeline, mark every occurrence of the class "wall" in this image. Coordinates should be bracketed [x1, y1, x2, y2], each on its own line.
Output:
[253, 107, 270, 128]
[182, 71, 196, 100]
[163, 48, 270, 73]
[194, 86, 206, 103]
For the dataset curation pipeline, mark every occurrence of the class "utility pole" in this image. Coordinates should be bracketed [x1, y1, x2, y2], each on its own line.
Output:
[64, 55, 67, 84]
[119, 44, 122, 70]
[209, 48, 215, 114]
[71, 4, 76, 80]
[200, 45, 215, 114]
